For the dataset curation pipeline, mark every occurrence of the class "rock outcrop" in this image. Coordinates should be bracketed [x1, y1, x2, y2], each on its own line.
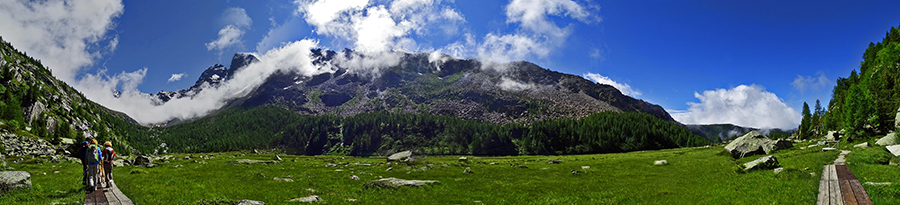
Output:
[0, 133, 55, 157]
[364, 177, 440, 189]
[0, 171, 31, 191]
[724, 131, 793, 158]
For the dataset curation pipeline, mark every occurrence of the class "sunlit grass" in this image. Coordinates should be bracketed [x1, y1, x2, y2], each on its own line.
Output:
[2, 144, 854, 204]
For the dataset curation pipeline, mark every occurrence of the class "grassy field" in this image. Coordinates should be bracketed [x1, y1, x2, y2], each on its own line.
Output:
[4, 142, 899, 204]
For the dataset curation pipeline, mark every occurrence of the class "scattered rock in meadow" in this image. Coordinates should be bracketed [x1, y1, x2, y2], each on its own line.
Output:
[288, 195, 321, 203]
[234, 159, 277, 165]
[325, 163, 337, 167]
[387, 151, 413, 162]
[489, 162, 499, 165]
[0, 171, 31, 191]
[252, 149, 259, 154]
[887, 145, 900, 156]
[236, 199, 265, 205]
[774, 167, 784, 174]
[581, 166, 590, 169]
[364, 177, 440, 189]
[133, 155, 153, 166]
[458, 157, 468, 162]
[548, 159, 561, 164]
[274, 155, 282, 161]
[146, 164, 158, 168]
[464, 167, 473, 174]
[724, 131, 792, 158]
[654, 160, 668, 165]
[174, 164, 183, 168]
[517, 165, 528, 169]
[351, 175, 360, 180]
[742, 155, 779, 171]
[571, 170, 584, 174]
[824, 131, 841, 141]
[273, 177, 293, 182]
[386, 167, 393, 171]
[876, 133, 898, 146]
[854, 142, 871, 148]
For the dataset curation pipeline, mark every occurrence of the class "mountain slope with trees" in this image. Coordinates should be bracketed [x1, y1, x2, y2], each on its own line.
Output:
[799, 24, 900, 141]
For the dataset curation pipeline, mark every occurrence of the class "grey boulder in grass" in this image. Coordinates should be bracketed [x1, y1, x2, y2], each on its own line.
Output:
[365, 177, 439, 189]
[724, 131, 793, 158]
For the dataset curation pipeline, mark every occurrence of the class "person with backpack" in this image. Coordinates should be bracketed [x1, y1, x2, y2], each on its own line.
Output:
[102, 141, 115, 187]
[85, 139, 103, 192]
[78, 141, 89, 186]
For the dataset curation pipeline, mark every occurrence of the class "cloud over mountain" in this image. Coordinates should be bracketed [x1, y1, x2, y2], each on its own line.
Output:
[670, 84, 801, 130]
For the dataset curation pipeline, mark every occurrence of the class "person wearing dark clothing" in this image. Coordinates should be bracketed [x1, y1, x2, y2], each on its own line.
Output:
[77, 141, 89, 185]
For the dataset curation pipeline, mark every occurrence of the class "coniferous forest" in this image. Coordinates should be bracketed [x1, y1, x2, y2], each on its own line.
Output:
[159, 106, 709, 156]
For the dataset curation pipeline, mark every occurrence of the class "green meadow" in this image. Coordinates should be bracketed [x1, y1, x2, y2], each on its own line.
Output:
[7, 140, 900, 205]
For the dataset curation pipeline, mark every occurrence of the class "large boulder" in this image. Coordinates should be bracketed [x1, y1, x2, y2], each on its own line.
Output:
[887, 145, 900, 157]
[364, 177, 440, 189]
[387, 151, 413, 162]
[724, 131, 792, 158]
[133, 155, 153, 166]
[895, 106, 900, 130]
[742, 155, 779, 171]
[0, 171, 31, 191]
[876, 133, 898, 146]
[824, 131, 841, 141]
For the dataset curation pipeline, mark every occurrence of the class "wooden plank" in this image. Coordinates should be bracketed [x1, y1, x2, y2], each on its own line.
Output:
[109, 183, 134, 205]
[849, 180, 874, 205]
[818, 165, 832, 205]
[828, 165, 844, 205]
[839, 180, 859, 205]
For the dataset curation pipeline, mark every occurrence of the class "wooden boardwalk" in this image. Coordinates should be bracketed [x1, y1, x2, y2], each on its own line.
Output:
[84, 181, 133, 205]
[817, 151, 873, 205]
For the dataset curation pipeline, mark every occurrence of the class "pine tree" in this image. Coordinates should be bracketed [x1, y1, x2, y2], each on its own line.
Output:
[801, 102, 811, 139]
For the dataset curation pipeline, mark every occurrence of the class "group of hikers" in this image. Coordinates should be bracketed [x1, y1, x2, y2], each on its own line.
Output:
[77, 137, 115, 192]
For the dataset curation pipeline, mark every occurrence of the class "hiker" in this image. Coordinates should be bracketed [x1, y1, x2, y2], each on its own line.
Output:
[85, 138, 103, 191]
[78, 141, 89, 186]
[102, 141, 115, 187]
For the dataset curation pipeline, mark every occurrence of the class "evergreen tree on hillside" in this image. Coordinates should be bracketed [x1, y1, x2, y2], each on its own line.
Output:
[800, 102, 811, 139]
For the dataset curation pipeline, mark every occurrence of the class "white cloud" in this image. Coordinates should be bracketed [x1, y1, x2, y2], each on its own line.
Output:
[0, 0, 124, 83]
[670, 84, 801, 130]
[583, 73, 641, 97]
[221, 7, 252, 28]
[108, 34, 119, 52]
[498, 77, 535, 91]
[205, 25, 245, 51]
[78, 39, 325, 125]
[256, 15, 305, 53]
[167, 73, 186, 83]
[294, 0, 466, 52]
[206, 7, 253, 53]
[475, 0, 599, 67]
[791, 71, 828, 93]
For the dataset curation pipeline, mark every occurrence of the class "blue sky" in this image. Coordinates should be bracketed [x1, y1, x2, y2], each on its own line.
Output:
[2, 0, 900, 129]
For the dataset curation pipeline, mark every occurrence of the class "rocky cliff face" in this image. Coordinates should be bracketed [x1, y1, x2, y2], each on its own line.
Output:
[205, 49, 676, 125]
[0, 38, 142, 156]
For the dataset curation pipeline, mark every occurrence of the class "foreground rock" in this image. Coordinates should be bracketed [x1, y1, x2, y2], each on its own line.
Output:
[742, 155, 779, 171]
[854, 142, 871, 148]
[365, 177, 440, 189]
[387, 151, 413, 162]
[887, 145, 900, 156]
[724, 131, 793, 158]
[876, 133, 898, 146]
[289, 195, 321, 203]
[133, 155, 154, 166]
[0, 171, 31, 191]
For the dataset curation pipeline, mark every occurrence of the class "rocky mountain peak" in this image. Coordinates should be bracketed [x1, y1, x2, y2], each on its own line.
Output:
[227, 53, 259, 81]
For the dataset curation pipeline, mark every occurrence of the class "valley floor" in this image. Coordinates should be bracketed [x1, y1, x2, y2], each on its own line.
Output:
[3, 143, 900, 204]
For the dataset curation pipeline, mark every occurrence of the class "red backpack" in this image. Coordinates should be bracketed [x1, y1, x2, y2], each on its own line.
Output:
[102, 147, 115, 164]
